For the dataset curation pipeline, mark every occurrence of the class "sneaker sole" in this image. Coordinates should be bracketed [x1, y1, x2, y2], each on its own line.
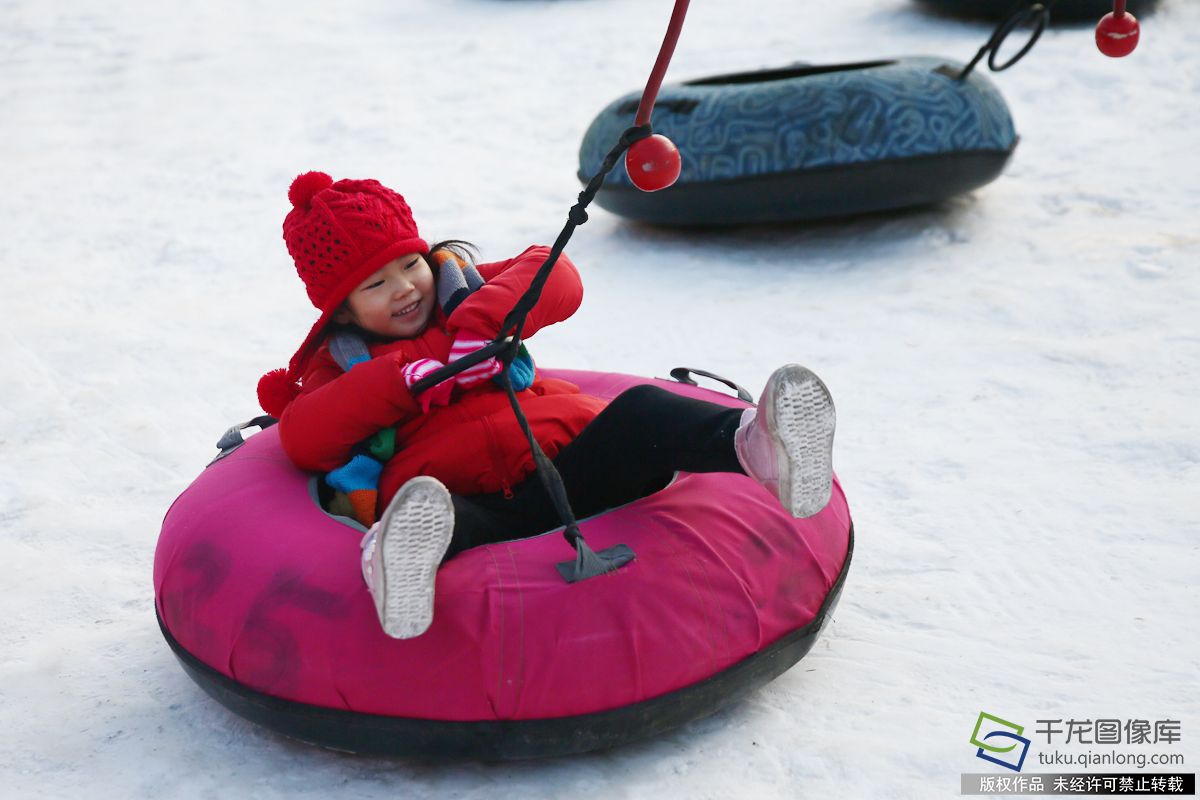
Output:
[764, 364, 837, 518]
[376, 476, 454, 639]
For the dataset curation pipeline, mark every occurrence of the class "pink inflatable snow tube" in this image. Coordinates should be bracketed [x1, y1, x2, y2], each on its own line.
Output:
[154, 369, 853, 759]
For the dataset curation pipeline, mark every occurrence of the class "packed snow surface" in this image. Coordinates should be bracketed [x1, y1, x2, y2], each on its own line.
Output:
[1, 0, 1197, 797]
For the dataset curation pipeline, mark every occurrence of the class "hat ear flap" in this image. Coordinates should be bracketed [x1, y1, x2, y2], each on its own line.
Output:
[257, 368, 301, 417]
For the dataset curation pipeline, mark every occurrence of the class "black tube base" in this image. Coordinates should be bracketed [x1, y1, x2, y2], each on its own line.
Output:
[589, 150, 1015, 227]
[915, 0, 1159, 23]
[158, 528, 854, 761]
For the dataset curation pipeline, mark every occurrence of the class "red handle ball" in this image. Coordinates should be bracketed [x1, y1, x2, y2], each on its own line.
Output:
[625, 134, 682, 192]
[1096, 11, 1139, 58]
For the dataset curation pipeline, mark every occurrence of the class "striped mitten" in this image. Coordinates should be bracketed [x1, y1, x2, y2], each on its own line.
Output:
[448, 331, 503, 388]
[401, 357, 455, 412]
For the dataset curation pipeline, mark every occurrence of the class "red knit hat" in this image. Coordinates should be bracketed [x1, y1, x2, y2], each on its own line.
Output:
[257, 171, 430, 416]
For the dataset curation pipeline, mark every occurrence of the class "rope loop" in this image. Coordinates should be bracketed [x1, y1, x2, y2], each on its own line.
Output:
[988, 3, 1049, 72]
[958, 0, 1059, 80]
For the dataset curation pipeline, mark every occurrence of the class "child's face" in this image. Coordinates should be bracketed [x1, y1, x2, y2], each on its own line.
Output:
[335, 253, 436, 339]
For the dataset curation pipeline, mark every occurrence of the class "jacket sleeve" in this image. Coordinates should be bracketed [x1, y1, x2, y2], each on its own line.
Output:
[445, 245, 583, 339]
[278, 352, 421, 473]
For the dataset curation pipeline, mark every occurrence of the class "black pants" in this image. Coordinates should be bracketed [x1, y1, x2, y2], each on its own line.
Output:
[445, 385, 745, 558]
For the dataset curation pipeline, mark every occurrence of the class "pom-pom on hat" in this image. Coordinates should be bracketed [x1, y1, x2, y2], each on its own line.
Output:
[257, 172, 430, 417]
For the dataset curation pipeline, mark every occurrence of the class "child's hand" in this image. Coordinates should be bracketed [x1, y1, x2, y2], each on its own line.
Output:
[401, 358, 454, 413]
[498, 344, 536, 391]
[449, 331, 503, 388]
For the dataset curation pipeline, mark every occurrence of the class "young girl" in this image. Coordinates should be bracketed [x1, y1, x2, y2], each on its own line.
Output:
[259, 171, 837, 640]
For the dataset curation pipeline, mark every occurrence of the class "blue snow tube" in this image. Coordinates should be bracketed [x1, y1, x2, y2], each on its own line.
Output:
[578, 57, 1018, 226]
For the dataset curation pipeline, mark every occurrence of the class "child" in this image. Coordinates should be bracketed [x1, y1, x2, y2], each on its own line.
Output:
[260, 171, 837, 640]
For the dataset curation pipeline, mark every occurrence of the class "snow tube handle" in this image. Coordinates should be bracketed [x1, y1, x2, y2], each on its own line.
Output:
[669, 368, 753, 403]
[555, 541, 637, 584]
[957, 0, 1052, 80]
[208, 415, 277, 467]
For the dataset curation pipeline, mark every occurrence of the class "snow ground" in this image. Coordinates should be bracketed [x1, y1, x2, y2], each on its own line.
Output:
[1, 0, 1197, 797]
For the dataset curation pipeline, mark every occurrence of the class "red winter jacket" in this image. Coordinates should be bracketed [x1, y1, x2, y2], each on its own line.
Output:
[278, 246, 608, 508]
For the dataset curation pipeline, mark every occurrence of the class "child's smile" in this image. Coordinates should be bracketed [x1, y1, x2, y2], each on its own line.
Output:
[394, 299, 421, 317]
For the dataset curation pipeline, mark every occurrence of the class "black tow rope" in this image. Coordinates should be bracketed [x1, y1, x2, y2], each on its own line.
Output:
[410, 125, 652, 582]
[406, 0, 691, 583]
[410, 127, 654, 581]
[407, 0, 692, 582]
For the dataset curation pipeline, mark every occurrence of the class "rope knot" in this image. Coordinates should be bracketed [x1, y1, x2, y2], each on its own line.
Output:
[619, 125, 654, 148]
[568, 205, 589, 226]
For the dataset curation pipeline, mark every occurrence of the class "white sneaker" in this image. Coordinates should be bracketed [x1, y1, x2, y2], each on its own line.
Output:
[734, 364, 836, 518]
[360, 476, 454, 639]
